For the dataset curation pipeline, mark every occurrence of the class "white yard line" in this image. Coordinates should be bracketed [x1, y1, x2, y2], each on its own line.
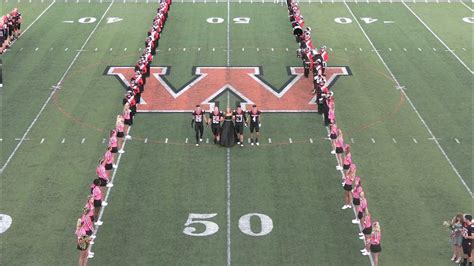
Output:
[226, 0, 232, 265]
[0, 1, 115, 174]
[325, 127, 375, 266]
[11, 0, 56, 46]
[402, 2, 474, 74]
[344, 1, 473, 197]
[88, 127, 132, 257]
[460, 1, 474, 12]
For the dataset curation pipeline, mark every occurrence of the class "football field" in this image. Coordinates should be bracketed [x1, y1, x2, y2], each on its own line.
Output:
[0, 0, 473, 265]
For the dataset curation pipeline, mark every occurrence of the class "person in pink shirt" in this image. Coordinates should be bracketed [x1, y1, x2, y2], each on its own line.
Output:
[343, 144, 352, 171]
[75, 218, 91, 266]
[91, 179, 106, 226]
[116, 115, 125, 153]
[357, 191, 368, 223]
[103, 146, 115, 172]
[335, 129, 344, 170]
[352, 176, 363, 224]
[96, 159, 112, 190]
[123, 103, 132, 140]
[342, 166, 354, 210]
[329, 123, 338, 155]
[108, 130, 118, 155]
[84, 195, 95, 223]
[360, 209, 372, 256]
[328, 102, 335, 125]
[368, 221, 382, 265]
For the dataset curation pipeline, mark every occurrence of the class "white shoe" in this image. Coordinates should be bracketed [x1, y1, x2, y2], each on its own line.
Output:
[336, 166, 343, 170]
[90, 241, 95, 245]
[125, 135, 132, 140]
[113, 164, 118, 169]
[347, 205, 352, 209]
[360, 248, 367, 253]
[237, 141, 240, 145]
[196, 143, 199, 147]
[95, 220, 103, 226]
[241, 144, 244, 147]
[362, 251, 370, 256]
[331, 150, 336, 154]
[200, 138, 203, 142]
[118, 149, 125, 154]
[352, 219, 360, 224]
[358, 232, 364, 236]
[106, 183, 114, 188]
[256, 142, 260, 146]
[251, 142, 254, 146]
[101, 201, 108, 207]
[88, 253, 95, 259]
[90, 235, 96, 239]
[359, 235, 365, 240]
[342, 205, 349, 210]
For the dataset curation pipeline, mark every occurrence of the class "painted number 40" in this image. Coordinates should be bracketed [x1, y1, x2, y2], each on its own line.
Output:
[206, 17, 251, 24]
[183, 213, 273, 236]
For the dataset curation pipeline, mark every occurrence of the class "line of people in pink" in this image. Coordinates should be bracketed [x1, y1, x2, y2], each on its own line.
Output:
[287, 1, 382, 265]
[74, 1, 171, 265]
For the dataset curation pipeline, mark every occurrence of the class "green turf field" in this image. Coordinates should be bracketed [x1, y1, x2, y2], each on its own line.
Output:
[0, 1, 473, 265]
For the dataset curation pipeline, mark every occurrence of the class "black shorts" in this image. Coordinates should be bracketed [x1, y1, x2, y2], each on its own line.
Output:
[117, 131, 124, 138]
[90, 215, 95, 222]
[250, 122, 259, 133]
[211, 124, 221, 136]
[343, 184, 352, 191]
[8, 26, 13, 37]
[86, 230, 93, 236]
[17, 23, 21, 30]
[362, 226, 372, 235]
[358, 211, 363, 220]
[463, 242, 472, 256]
[93, 200, 102, 208]
[124, 119, 132, 125]
[353, 198, 360, 206]
[330, 133, 337, 140]
[343, 164, 350, 170]
[98, 178, 108, 187]
[111, 147, 118, 153]
[370, 244, 382, 253]
[336, 147, 344, 154]
[105, 163, 113, 170]
[235, 123, 244, 134]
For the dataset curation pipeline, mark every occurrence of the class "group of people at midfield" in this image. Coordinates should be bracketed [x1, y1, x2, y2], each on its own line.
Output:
[74, 1, 171, 265]
[287, 1, 383, 265]
[0, 8, 22, 54]
[191, 104, 261, 147]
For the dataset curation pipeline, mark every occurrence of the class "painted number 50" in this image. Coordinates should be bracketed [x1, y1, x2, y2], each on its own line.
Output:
[183, 213, 273, 236]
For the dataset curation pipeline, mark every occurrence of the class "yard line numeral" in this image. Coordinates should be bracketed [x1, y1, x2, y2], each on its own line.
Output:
[238, 213, 273, 236]
[335, 17, 381, 24]
[206, 17, 251, 24]
[462, 17, 474, 24]
[183, 212, 273, 237]
[106, 17, 124, 24]
[78, 17, 97, 24]
[183, 213, 219, 236]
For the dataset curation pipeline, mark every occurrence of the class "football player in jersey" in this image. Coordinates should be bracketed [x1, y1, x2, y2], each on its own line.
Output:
[247, 104, 262, 146]
[208, 106, 223, 144]
[233, 106, 247, 147]
[191, 105, 208, 146]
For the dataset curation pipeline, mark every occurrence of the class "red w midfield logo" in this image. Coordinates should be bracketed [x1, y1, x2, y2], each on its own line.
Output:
[106, 66, 350, 112]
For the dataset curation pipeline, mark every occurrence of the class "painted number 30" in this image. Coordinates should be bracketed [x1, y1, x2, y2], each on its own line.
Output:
[183, 213, 273, 236]
[206, 17, 251, 24]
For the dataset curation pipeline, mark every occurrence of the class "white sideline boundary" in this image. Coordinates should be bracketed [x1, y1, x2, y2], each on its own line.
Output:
[344, 1, 473, 197]
[402, 2, 474, 74]
[0, 1, 115, 174]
